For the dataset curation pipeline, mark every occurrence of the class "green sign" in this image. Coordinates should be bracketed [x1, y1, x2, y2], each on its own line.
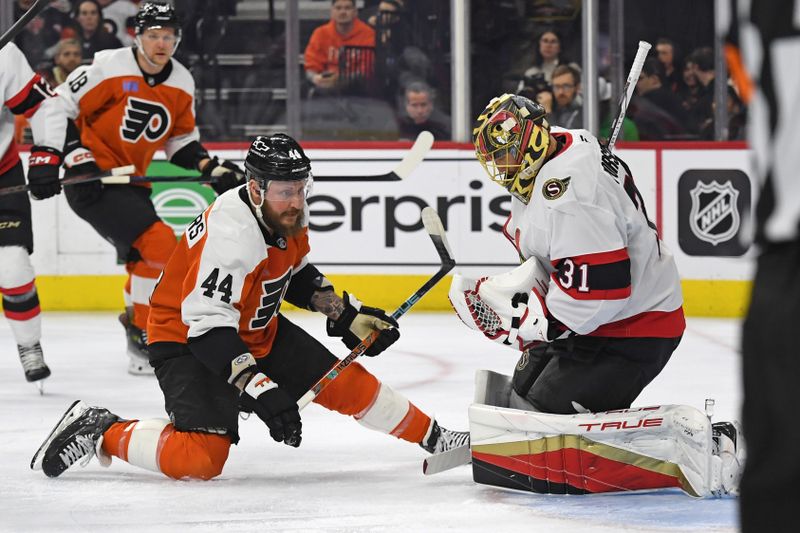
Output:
[147, 161, 217, 237]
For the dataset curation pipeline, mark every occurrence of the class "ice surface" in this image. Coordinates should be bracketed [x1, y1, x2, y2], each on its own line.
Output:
[0, 312, 740, 532]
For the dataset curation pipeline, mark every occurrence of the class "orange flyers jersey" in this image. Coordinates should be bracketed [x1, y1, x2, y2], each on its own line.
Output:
[53, 46, 200, 175]
[148, 186, 311, 358]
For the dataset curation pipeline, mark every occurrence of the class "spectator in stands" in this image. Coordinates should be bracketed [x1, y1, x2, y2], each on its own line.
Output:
[677, 58, 703, 134]
[304, 0, 376, 92]
[655, 38, 682, 93]
[13, 0, 71, 69]
[519, 29, 571, 85]
[549, 64, 582, 129]
[635, 58, 689, 128]
[98, 0, 139, 46]
[518, 73, 555, 116]
[689, 47, 716, 139]
[725, 85, 747, 141]
[397, 81, 451, 140]
[39, 38, 83, 87]
[73, 0, 123, 60]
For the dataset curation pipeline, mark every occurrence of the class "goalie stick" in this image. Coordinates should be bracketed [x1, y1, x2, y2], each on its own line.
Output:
[296, 206, 455, 410]
[607, 41, 652, 151]
[0, 165, 135, 196]
[0, 0, 49, 50]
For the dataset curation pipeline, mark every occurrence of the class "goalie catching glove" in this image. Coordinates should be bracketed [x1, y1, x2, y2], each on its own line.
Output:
[229, 353, 301, 447]
[202, 156, 245, 195]
[327, 292, 399, 356]
[449, 257, 569, 350]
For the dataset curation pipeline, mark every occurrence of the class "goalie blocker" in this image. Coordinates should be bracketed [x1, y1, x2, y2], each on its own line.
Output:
[468, 370, 745, 497]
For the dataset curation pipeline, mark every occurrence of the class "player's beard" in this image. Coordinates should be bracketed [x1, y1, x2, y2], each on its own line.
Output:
[262, 202, 304, 237]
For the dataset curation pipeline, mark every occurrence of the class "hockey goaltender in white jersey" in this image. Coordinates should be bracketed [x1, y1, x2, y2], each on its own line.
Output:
[444, 93, 744, 497]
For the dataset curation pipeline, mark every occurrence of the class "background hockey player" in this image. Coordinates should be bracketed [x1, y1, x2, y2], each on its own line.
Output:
[51, 2, 244, 374]
[31, 133, 468, 481]
[445, 93, 743, 496]
[0, 42, 64, 387]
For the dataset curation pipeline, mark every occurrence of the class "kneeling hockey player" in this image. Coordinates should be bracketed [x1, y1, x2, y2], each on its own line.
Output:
[32, 134, 467, 480]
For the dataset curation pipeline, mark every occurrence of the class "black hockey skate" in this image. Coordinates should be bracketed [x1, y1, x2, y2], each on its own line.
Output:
[118, 312, 153, 375]
[18, 342, 50, 382]
[30, 400, 119, 478]
[420, 420, 470, 454]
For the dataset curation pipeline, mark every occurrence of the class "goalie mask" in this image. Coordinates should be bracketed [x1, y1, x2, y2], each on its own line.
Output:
[473, 94, 551, 205]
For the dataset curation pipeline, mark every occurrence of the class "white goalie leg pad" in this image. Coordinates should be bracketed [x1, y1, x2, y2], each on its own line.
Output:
[449, 257, 552, 351]
[125, 418, 171, 473]
[469, 371, 721, 497]
[355, 383, 410, 435]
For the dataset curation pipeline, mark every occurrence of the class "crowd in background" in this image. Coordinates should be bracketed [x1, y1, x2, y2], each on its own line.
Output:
[11, 0, 746, 142]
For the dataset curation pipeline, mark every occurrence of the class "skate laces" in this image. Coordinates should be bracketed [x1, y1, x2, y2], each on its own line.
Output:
[18, 344, 46, 372]
[437, 427, 470, 453]
[58, 434, 96, 469]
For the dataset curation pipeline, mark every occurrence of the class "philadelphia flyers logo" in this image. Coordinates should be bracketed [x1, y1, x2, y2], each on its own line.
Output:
[120, 97, 170, 143]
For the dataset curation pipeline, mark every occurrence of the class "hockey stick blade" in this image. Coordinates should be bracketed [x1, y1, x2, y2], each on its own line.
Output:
[296, 208, 455, 410]
[0, 0, 49, 50]
[0, 165, 134, 196]
[313, 131, 434, 182]
[423, 444, 471, 475]
[421, 206, 455, 267]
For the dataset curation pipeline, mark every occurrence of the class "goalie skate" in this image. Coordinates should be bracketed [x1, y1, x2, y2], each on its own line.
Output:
[30, 400, 118, 477]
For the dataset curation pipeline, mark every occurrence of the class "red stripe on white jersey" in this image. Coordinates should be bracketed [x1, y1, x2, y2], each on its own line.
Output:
[588, 307, 686, 338]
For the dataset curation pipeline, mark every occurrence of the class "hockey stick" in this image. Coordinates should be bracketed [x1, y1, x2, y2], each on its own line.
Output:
[313, 130, 434, 182]
[423, 443, 471, 475]
[0, 165, 135, 196]
[85, 130, 435, 186]
[296, 206, 455, 410]
[607, 41, 651, 151]
[0, 0, 49, 50]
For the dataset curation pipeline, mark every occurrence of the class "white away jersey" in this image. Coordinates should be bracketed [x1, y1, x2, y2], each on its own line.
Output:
[0, 43, 64, 174]
[502, 128, 685, 337]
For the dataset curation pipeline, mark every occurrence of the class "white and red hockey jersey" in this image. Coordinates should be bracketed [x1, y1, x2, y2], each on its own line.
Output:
[502, 127, 685, 338]
[0, 43, 64, 175]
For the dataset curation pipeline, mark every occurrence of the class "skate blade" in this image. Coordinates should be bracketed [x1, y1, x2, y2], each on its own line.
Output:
[30, 400, 85, 471]
[36, 380, 44, 395]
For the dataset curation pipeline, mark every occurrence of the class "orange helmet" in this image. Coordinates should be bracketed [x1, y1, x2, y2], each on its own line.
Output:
[472, 94, 551, 204]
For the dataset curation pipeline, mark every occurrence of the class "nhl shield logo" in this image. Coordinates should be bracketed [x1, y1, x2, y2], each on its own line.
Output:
[688, 180, 740, 246]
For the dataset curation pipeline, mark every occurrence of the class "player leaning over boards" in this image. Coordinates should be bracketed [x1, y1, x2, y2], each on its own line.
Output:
[448, 93, 743, 495]
[50, 2, 243, 375]
[0, 43, 64, 387]
[31, 134, 468, 480]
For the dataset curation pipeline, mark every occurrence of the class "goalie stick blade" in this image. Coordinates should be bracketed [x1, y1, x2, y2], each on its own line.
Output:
[421, 206, 455, 267]
[313, 131, 434, 182]
[423, 444, 471, 475]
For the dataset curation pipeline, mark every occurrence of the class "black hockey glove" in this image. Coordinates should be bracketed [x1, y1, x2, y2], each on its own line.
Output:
[241, 373, 302, 447]
[27, 146, 63, 200]
[326, 291, 399, 357]
[64, 148, 103, 204]
[202, 156, 245, 195]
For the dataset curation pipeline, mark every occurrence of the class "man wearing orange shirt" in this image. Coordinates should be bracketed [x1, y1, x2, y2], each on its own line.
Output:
[304, 0, 375, 91]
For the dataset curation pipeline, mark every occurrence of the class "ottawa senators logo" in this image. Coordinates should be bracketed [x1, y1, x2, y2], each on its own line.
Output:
[120, 97, 171, 143]
[542, 176, 571, 200]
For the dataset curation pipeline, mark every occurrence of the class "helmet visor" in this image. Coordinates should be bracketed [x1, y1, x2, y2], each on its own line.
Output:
[263, 176, 314, 204]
